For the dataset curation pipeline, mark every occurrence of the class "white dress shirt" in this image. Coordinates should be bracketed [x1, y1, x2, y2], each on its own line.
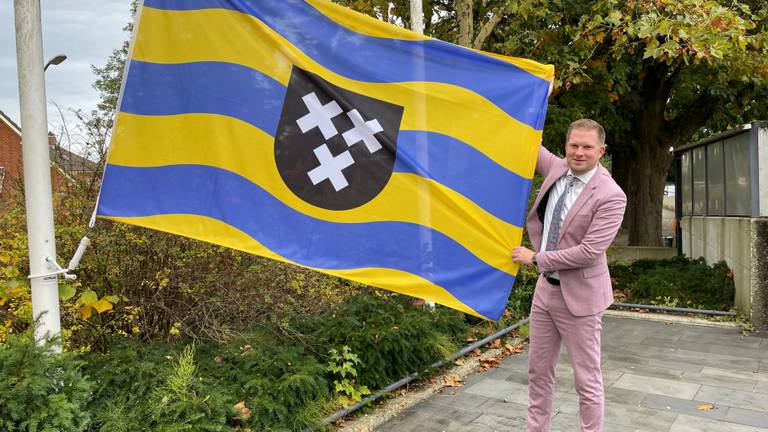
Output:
[540, 166, 598, 279]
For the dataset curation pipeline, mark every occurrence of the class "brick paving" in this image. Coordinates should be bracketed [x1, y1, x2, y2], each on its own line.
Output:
[377, 314, 768, 431]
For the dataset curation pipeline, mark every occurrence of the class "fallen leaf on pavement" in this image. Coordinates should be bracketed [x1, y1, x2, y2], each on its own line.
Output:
[443, 374, 464, 387]
[696, 403, 715, 412]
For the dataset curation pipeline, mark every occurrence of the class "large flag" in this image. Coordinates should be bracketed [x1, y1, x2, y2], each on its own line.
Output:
[96, 0, 554, 320]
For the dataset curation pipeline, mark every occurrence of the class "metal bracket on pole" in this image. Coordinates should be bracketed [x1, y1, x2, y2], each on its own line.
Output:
[27, 236, 90, 281]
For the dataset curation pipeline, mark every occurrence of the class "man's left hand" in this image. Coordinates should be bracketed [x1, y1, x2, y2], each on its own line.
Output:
[512, 247, 535, 265]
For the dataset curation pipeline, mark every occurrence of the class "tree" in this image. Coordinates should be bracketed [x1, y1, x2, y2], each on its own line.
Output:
[489, 0, 768, 245]
[345, 0, 768, 246]
[335, 0, 508, 48]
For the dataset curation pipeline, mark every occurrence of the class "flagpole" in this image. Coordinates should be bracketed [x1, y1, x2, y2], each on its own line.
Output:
[14, 0, 62, 346]
[409, 0, 435, 309]
[410, 0, 424, 34]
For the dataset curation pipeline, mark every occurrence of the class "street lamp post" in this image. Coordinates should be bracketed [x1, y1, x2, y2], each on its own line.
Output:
[409, 0, 434, 310]
[14, 0, 62, 346]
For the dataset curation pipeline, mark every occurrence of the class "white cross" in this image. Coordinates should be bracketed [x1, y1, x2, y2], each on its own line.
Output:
[296, 92, 342, 140]
[307, 144, 354, 191]
[342, 109, 383, 153]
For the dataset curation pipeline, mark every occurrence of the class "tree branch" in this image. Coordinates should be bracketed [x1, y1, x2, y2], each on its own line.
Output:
[473, 6, 504, 49]
[664, 90, 720, 147]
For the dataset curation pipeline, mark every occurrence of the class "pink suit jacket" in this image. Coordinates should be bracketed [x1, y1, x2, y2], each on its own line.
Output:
[526, 146, 627, 317]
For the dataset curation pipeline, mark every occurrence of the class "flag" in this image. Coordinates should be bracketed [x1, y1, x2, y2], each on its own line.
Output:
[96, 0, 554, 320]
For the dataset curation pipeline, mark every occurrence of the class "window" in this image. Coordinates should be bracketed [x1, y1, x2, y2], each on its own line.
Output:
[692, 146, 706, 215]
[707, 141, 724, 215]
[681, 151, 692, 215]
[724, 133, 751, 216]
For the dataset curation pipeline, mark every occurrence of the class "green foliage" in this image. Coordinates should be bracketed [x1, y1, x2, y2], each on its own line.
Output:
[298, 291, 468, 389]
[194, 330, 331, 431]
[507, 278, 535, 321]
[148, 345, 233, 432]
[0, 329, 93, 432]
[610, 256, 735, 310]
[0, 207, 32, 342]
[326, 346, 370, 407]
[83, 339, 174, 431]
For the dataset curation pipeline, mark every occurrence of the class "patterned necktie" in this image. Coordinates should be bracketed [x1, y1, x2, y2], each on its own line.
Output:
[545, 175, 577, 252]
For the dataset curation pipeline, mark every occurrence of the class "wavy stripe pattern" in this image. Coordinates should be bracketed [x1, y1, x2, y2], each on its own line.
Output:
[130, 6, 542, 178]
[98, 0, 553, 320]
[395, 131, 532, 227]
[120, 60, 532, 226]
[106, 113, 523, 275]
[303, 0, 555, 82]
[143, 0, 551, 130]
[99, 165, 514, 320]
[122, 61, 285, 136]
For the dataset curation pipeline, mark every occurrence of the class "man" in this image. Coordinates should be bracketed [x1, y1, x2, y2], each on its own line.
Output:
[512, 118, 626, 432]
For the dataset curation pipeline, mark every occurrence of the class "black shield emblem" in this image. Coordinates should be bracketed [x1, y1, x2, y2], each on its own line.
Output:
[274, 67, 403, 210]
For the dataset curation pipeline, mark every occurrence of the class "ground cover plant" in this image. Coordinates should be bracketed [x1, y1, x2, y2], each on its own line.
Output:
[0, 289, 534, 431]
[609, 256, 735, 311]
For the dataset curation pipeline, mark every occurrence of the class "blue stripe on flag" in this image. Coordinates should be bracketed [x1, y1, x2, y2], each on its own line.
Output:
[119, 60, 532, 226]
[121, 60, 285, 136]
[97, 164, 514, 320]
[395, 131, 532, 227]
[142, 0, 550, 130]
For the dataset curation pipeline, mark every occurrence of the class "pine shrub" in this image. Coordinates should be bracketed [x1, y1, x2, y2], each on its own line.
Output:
[299, 292, 468, 389]
[196, 331, 331, 431]
[0, 329, 93, 432]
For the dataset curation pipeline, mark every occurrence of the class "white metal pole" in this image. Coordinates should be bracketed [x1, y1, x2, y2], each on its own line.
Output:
[409, 0, 434, 309]
[14, 0, 62, 345]
[410, 0, 424, 34]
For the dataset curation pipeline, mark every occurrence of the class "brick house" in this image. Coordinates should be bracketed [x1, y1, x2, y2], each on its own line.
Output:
[0, 108, 94, 207]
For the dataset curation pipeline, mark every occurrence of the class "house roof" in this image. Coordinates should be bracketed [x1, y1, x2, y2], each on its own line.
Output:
[0, 108, 96, 173]
[0, 109, 22, 136]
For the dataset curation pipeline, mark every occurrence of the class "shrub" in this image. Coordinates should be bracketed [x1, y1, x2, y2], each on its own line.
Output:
[298, 291, 468, 389]
[82, 338, 173, 431]
[610, 256, 735, 310]
[507, 263, 538, 320]
[195, 330, 331, 431]
[147, 345, 234, 432]
[0, 328, 94, 432]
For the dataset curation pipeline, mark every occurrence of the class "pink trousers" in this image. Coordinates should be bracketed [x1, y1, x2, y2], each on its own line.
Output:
[527, 276, 605, 432]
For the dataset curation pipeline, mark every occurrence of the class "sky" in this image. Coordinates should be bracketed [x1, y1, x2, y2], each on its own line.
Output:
[1, 1, 133, 133]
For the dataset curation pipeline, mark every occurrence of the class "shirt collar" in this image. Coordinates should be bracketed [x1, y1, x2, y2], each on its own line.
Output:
[567, 165, 598, 185]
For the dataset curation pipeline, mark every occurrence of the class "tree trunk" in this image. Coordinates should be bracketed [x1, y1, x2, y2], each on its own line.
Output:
[457, 0, 473, 47]
[612, 141, 673, 246]
[609, 62, 678, 246]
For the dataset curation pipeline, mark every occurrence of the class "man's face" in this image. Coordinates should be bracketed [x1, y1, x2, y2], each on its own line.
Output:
[565, 128, 605, 176]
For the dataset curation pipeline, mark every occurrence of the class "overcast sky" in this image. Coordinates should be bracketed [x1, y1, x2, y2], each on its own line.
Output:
[1, 1, 133, 131]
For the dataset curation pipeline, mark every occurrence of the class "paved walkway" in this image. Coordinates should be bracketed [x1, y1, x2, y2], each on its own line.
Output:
[377, 314, 768, 431]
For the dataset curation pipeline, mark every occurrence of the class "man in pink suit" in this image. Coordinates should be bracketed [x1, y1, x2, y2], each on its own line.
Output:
[512, 118, 626, 431]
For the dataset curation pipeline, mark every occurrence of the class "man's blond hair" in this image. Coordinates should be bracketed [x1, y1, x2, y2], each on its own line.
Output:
[567, 118, 606, 148]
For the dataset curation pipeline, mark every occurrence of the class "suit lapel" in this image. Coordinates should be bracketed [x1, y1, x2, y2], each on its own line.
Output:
[530, 161, 569, 220]
[559, 166, 604, 236]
